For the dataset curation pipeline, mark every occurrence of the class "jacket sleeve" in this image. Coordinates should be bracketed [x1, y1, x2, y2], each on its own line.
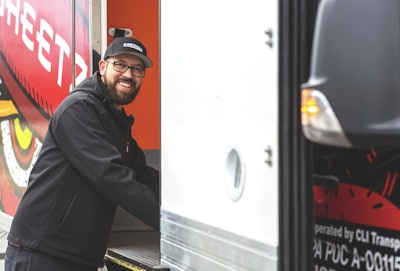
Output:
[51, 99, 160, 229]
[128, 138, 160, 199]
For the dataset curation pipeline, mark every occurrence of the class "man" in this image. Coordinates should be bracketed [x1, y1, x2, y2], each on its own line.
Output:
[5, 37, 160, 271]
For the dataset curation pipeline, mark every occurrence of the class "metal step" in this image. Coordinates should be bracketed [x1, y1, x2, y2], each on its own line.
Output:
[106, 231, 162, 271]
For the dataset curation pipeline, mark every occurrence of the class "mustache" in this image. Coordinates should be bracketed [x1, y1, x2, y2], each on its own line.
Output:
[118, 77, 136, 87]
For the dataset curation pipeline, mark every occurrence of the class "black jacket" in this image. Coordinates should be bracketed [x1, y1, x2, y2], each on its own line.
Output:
[8, 72, 160, 268]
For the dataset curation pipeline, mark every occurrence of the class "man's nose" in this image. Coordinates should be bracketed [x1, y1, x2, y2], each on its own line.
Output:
[122, 67, 134, 77]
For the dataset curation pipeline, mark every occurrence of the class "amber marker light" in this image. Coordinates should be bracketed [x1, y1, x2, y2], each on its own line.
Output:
[300, 88, 351, 148]
[301, 88, 319, 125]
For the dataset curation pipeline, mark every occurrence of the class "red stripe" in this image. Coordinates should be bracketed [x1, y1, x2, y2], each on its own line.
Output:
[387, 172, 398, 197]
[382, 171, 391, 196]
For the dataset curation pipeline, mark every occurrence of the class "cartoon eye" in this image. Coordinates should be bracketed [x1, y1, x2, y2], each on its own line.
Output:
[1, 119, 42, 188]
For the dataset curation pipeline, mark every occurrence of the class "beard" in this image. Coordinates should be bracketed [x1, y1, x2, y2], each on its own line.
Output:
[103, 75, 141, 106]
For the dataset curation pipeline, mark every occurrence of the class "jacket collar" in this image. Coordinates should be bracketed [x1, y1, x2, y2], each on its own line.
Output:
[72, 72, 135, 128]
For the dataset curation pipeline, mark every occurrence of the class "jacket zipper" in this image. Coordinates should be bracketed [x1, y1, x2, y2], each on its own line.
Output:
[124, 137, 131, 166]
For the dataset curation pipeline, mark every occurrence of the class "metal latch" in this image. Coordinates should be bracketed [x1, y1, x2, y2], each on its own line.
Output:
[108, 27, 132, 37]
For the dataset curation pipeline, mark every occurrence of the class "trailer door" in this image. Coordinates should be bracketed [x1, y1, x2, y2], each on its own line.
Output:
[161, 1, 279, 270]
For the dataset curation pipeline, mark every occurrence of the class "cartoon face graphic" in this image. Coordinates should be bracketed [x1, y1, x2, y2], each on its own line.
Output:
[0, 0, 90, 215]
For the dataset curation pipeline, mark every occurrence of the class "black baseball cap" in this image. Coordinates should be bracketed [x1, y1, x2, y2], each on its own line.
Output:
[103, 37, 153, 68]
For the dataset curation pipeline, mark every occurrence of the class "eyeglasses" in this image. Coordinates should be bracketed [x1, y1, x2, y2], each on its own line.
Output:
[105, 60, 145, 77]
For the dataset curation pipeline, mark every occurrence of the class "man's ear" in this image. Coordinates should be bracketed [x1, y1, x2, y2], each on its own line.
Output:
[99, 60, 107, 75]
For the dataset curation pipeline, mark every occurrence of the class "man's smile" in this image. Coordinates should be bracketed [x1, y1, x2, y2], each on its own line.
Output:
[117, 80, 135, 91]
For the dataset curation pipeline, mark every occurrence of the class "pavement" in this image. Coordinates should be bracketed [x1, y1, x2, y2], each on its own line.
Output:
[0, 229, 7, 271]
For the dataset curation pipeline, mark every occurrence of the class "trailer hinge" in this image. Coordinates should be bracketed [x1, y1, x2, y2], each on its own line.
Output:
[265, 28, 274, 48]
[265, 145, 273, 166]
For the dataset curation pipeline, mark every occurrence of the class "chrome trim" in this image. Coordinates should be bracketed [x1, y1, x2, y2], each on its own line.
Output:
[160, 210, 278, 271]
[90, 0, 102, 74]
[71, 0, 76, 87]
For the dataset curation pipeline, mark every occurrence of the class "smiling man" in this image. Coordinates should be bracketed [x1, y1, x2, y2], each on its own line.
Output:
[100, 37, 152, 108]
[5, 37, 160, 271]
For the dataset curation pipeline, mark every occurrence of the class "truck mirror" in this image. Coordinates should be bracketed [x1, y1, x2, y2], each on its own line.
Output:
[301, 0, 400, 148]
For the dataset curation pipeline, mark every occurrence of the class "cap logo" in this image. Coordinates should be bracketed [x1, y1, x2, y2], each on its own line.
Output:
[123, 42, 143, 53]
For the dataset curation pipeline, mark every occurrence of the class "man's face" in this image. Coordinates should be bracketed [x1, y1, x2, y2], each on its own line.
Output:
[99, 53, 145, 108]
